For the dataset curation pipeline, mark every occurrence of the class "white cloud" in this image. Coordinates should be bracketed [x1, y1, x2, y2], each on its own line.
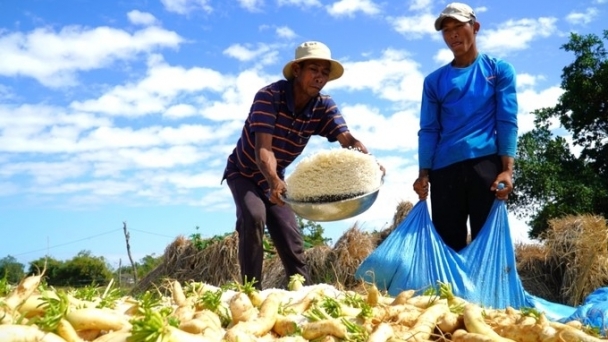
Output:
[408, 0, 432, 11]
[127, 10, 159, 26]
[160, 0, 212, 14]
[517, 85, 563, 134]
[333, 48, 425, 103]
[275, 26, 297, 39]
[165, 104, 197, 119]
[0, 161, 90, 185]
[326, 0, 382, 17]
[433, 48, 453, 65]
[389, 13, 438, 39]
[478, 17, 558, 56]
[565, 7, 598, 25]
[474, 6, 488, 14]
[277, 0, 321, 7]
[70, 56, 229, 117]
[198, 69, 273, 121]
[0, 26, 183, 87]
[223, 43, 276, 63]
[238, 0, 264, 12]
[335, 104, 420, 152]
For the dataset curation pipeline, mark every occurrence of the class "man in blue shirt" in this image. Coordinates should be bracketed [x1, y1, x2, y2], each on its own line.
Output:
[413, 3, 518, 251]
[223, 41, 374, 289]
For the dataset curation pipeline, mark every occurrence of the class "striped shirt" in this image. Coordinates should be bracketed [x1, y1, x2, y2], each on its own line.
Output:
[222, 79, 349, 193]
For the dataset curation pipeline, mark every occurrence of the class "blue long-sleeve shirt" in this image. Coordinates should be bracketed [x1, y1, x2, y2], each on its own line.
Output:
[418, 53, 518, 170]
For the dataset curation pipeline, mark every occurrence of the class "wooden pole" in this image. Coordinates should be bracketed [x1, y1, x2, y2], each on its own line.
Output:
[123, 222, 138, 284]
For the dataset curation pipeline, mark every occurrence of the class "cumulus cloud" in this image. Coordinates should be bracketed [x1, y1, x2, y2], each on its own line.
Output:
[333, 48, 425, 103]
[326, 0, 382, 17]
[408, 0, 433, 11]
[0, 26, 183, 87]
[275, 26, 297, 39]
[160, 0, 212, 14]
[277, 0, 321, 7]
[127, 10, 159, 26]
[478, 17, 558, 56]
[70, 56, 229, 117]
[565, 7, 598, 25]
[389, 13, 440, 39]
[223, 43, 277, 63]
[238, 0, 264, 12]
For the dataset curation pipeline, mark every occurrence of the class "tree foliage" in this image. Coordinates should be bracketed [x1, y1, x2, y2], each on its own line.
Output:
[115, 254, 163, 281]
[28, 251, 113, 287]
[298, 216, 332, 248]
[28, 256, 64, 281]
[0, 255, 25, 284]
[509, 30, 608, 238]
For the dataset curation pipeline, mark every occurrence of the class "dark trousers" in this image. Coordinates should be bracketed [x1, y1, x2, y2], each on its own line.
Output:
[226, 175, 310, 289]
[429, 154, 502, 252]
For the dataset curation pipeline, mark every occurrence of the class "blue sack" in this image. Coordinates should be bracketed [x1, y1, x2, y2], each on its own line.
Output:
[561, 287, 608, 332]
[356, 199, 529, 308]
[355, 198, 608, 331]
[458, 199, 529, 308]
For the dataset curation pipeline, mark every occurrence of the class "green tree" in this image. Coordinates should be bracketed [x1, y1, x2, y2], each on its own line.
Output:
[136, 254, 163, 278]
[0, 255, 25, 284]
[28, 256, 64, 283]
[58, 250, 113, 286]
[298, 216, 332, 248]
[33, 251, 113, 287]
[509, 30, 608, 237]
[115, 254, 162, 280]
[510, 128, 600, 237]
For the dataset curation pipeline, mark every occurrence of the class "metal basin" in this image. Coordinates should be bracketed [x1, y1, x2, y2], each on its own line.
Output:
[282, 187, 381, 222]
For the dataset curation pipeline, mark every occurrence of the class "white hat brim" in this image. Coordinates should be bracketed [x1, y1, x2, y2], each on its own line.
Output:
[282, 58, 344, 82]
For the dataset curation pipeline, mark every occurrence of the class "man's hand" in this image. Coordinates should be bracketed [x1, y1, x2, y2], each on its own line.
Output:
[413, 169, 430, 200]
[413, 176, 429, 200]
[493, 156, 515, 201]
[337, 132, 369, 153]
[268, 177, 287, 205]
[491, 172, 513, 201]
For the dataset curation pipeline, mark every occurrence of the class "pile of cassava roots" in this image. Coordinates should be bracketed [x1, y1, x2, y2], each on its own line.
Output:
[1, 272, 605, 342]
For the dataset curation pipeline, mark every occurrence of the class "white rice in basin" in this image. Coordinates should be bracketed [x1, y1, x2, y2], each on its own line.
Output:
[285, 148, 383, 202]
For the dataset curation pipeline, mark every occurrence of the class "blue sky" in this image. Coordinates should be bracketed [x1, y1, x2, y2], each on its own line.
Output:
[1, 0, 605, 269]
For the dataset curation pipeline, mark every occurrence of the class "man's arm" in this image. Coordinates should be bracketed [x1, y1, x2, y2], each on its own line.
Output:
[492, 155, 515, 200]
[255, 132, 284, 204]
[336, 132, 368, 153]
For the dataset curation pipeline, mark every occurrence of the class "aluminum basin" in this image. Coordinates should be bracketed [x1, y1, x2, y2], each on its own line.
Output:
[282, 187, 381, 222]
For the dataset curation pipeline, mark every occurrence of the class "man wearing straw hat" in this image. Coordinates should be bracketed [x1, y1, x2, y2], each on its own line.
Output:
[413, 2, 519, 251]
[222, 41, 375, 289]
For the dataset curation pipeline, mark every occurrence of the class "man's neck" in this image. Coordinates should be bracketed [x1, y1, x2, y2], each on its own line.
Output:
[452, 51, 479, 68]
[292, 84, 313, 113]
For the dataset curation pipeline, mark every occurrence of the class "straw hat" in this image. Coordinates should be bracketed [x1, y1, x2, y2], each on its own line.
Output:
[282, 41, 344, 81]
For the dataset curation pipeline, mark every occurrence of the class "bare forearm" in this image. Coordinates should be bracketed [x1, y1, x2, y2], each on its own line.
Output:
[501, 156, 514, 175]
[337, 132, 368, 153]
[256, 148, 280, 184]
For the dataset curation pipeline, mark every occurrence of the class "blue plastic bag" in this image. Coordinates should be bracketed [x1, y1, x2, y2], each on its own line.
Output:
[561, 287, 608, 332]
[354, 200, 469, 294]
[356, 199, 529, 308]
[459, 199, 529, 308]
[355, 198, 608, 332]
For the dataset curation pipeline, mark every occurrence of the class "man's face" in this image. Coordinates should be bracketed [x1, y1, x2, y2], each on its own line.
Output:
[293, 59, 331, 97]
[441, 18, 478, 57]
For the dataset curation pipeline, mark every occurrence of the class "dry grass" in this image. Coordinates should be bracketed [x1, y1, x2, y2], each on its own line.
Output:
[542, 214, 608, 306]
[515, 242, 560, 302]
